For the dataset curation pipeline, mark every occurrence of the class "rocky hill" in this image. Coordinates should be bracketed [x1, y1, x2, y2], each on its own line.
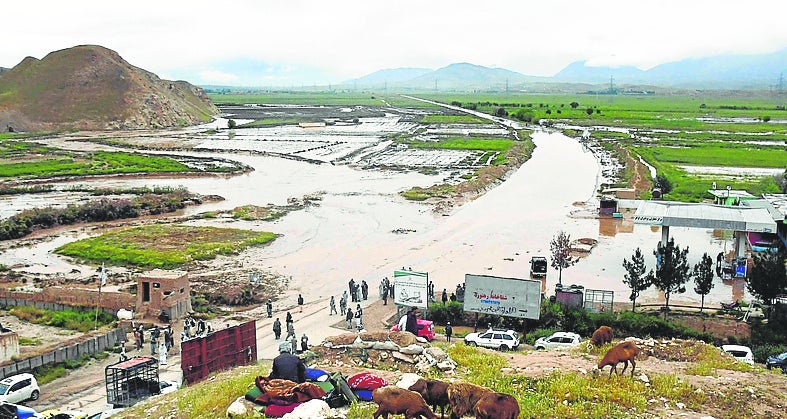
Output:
[0, 45, 217, 131]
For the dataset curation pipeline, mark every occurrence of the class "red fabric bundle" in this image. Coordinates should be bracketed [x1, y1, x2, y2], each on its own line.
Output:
[347, 372, 388, 391]
[254, 376, 326, 405]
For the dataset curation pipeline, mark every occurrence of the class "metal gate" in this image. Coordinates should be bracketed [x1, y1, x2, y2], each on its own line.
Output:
[180, 320, 257, 384]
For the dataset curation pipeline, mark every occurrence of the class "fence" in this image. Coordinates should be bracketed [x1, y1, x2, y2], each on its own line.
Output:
[0, 328, 127, 380]
[180, 320, 257, 384]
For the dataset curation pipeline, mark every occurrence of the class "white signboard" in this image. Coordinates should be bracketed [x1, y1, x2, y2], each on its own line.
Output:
[463, 274, 541, 320]
[393, 270, 428, 309]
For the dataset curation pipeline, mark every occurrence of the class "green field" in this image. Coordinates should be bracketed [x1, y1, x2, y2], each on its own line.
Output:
[420, 114, 488, 124]
[55, 224, 277, 268]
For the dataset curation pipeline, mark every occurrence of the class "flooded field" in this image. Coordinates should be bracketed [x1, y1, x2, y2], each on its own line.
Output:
[0, 106, 758, 310]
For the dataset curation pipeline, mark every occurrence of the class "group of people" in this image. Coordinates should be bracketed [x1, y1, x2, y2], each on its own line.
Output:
[379, 276, 393, 305]
[344, 303, 364, 330]
[132, 323, 175, 366]
[271, 311, 309, 355]
[347, 278, 368, 303]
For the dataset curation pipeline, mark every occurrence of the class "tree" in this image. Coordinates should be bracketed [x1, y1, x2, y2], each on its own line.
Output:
[494, 107, 508, 117]
[648, 237, 690, 316]
[692, 253, 715, 313]
[655, 174, 673, 195]
[550, 230, 577, 285]
[775, 169, 787, 193]
[622, 248, 652, 312]
[569, 101, 579, 109]
[747, 249, 787, 306]
[585, 107, 594, 116]
[227, 119, 237, 129]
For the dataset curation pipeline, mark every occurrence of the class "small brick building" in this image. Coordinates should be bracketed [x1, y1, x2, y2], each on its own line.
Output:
[136, 269, 192, 322]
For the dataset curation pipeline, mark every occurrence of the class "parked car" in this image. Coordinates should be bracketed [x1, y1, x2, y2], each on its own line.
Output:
[721, 344, 754, 365]
[0, 373, 40, 404]
[765, 351, 787, 372]
[464, 328, 520, 351]
[158, 379, 181, 395]
[390, 319, 435, 341]
[534, 332, 582, 350]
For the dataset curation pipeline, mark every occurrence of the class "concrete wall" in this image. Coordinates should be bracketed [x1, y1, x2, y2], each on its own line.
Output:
[0, 287, 135, 313]
[0, 328, 127, 380]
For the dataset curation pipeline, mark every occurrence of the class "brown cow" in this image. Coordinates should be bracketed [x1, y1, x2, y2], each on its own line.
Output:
[409, 378, 450, 418]
[372, 386, 439, 419]
[598, 340, 641, 377]
[473, 391, 520, 419]
[590, 325, 614, 347]
[446, 382, 493, 419]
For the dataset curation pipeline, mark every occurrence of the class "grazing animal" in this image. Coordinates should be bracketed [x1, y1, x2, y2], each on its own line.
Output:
[372, 386, 438, 419]
[446, 382, 493, 419]
[409, 378, 450, 418]
[598, 340, 641, 377]
[473, 392, 520, 419]
[590, 326, 614, 347]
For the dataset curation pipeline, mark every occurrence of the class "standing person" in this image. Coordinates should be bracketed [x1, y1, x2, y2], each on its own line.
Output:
[445, 322, 453, 343]
[138, 325, 145, 348]
[382, 284, 389, 306]
[270, 342, 306, 383]
[150, 328, 158, 355]
[300, 333, 309, 353]
[273, 318, 282, 340]
[361, 280, 368, 300]
[290, 333, 298, 355]
[297, 294, 304, 313]
[329, 296, 338, 315]
[285, 320, 296, 341]
[442, 289, 448, 304]
[348, 278, 356, 302]
[340, 293, 347, 315]
[286, 311, 293, 325]
[354, 283, 361, 303]
[355, 304, 363, 330]
[405, 307, 418, 336]
[345, 308, 354, 329]
[266, 299, 273, 318]
[158, 340, 167, 365]
[164, 326, 173, 352]
[133, 328, 142, 351]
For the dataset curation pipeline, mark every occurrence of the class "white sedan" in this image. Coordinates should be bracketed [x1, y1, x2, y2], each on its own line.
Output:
[534, 332, 582, 350]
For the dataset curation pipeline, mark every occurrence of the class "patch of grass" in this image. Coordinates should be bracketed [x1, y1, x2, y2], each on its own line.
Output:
[55, 224, 277, 268]
[400, 184, 456, 201]
[240, 118, 301, 127]
[18, 336, 42, 346]
[9, 306, 114, 333]
[685, 344, 754, 376]
[421, 114, 488, 124]
[403, 137, 514, 154]
[0, 150, 191, 178]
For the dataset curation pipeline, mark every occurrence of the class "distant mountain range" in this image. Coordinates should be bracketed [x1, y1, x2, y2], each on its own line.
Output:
[347, 48, 787, 91]
[0, 45, 217, 131]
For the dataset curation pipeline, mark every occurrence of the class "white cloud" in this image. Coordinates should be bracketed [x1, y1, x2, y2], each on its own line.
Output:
[198, 70, 240, 84]
[1, 0, 785, 84]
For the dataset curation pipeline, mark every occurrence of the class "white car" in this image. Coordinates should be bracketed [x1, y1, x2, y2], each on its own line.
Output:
[534, 332, 582, 350]
[721, 344, 754, 365]
[464, 328, 520, 351]
[158, 379, 180, 395]
[0, 373, 40, 404]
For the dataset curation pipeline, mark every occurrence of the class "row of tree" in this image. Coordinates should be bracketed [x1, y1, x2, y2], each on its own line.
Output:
[622, 238, 787, 314]
[548, 230, 787, 315]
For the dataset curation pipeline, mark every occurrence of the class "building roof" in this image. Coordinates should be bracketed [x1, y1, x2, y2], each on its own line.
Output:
[761, 194, 787, 220]
[707, 189, 756, 199]
[633, 201, 777, 233]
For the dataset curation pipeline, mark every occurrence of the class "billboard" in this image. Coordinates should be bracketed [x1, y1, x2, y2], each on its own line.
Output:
[393, 270, 428, 309]
[463, 274, 541, 320]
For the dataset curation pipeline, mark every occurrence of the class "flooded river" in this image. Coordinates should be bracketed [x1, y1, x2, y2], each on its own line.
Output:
[0, 128, 750, 309]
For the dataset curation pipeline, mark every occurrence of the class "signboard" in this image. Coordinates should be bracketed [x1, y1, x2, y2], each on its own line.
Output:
[735, 258, 747, 278]
[463, 274, 541, 320]
[393, 270, 429, 309]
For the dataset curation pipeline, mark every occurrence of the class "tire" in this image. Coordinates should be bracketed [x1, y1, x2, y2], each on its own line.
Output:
[30, 389, 40, 401]
[535, 346, 545, 351]
[467, 341, 477, 347]
[499, 345, 509, 352]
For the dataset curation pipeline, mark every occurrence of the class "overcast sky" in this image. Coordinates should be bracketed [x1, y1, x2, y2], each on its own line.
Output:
[3, 0, 786, 86]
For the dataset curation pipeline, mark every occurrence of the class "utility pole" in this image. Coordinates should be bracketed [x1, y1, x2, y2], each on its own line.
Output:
[778, 72, 784, 95]
[434, 78, 438, 92]
[505, 78, 509, 95]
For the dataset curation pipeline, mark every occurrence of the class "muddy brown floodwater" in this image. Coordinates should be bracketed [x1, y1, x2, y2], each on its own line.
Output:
[1, 127, 749, 310]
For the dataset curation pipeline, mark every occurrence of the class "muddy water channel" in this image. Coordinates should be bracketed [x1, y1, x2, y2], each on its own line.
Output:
[1, 129, 749, 308]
